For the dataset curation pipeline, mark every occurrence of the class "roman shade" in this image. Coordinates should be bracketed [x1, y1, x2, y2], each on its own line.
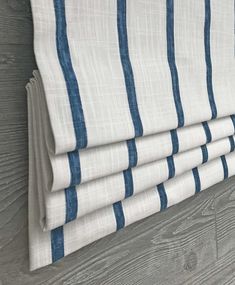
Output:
[28, 0, 235, 270]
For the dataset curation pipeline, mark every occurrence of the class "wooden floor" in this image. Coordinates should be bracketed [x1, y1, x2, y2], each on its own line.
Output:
[1, 1, 235, 284]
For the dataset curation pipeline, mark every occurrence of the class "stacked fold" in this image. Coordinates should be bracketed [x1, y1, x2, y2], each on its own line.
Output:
[28, 0, 235, 270]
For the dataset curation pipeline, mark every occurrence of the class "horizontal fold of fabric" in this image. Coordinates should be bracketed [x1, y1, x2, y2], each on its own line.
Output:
[28, 0, 235, 271]
[29, 71, 235, 192]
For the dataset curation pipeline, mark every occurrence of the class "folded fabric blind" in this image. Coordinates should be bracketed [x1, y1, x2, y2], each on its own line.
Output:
[31, 0, 235, 153]
[28, 0, 235, 271]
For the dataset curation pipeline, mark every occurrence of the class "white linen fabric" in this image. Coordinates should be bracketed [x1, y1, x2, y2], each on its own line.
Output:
[28, 0, 235, 271]
[29, 122, 235, 270]
[31, 0, 235, 153]
[30, 71, 235, 191]
[41, 134, 235, 231]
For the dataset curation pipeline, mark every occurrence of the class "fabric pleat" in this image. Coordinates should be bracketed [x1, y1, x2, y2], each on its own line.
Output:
[28, 0, 235, 270]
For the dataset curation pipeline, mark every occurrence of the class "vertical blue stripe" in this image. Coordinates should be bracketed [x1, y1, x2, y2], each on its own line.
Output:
[68, 151, 81, 186]
[53, 0, 87, 149]
[230, 115, 235, 130]
[123, 169, 134, 198]
[166, 0, 184, 128]
[167, 156, 175, 179]
[65, 186, 78, 223]
[221, 155, 229, 179]
[192, 167, 201, 194]
[51, 226, 64, 262]
[201, 144, 209, 164]
[117, 0, 143, 137]
[127, 139, 138, 168]
[170, 129, 179, 155]
[202, 121, 212, 143]
[229, 136, 235, 152]
[157, 183, 168, 211]
[204, 0, 217, 119]
[113, 201, 125, 230]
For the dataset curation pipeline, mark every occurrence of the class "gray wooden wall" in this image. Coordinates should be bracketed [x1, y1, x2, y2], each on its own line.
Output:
[1, 1, 235, 284]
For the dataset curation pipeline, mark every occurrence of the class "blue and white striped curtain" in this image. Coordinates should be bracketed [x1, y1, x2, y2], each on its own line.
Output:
[28, 0, 235, 270]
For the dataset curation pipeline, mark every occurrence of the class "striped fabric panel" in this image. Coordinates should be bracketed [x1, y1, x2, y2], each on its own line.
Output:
[49, 135, 234, 230]
[117, 0, 143, 138]
[29, 0, 235, 271]
[64, 115, 235, 189]
[31, 0, 235, 153]
[53, 0, 87, 149]
[166, 0, 185, 128]
[204, 0, 217, 119]
[49, 152, 234, 265]
[52, 114, 235, 192]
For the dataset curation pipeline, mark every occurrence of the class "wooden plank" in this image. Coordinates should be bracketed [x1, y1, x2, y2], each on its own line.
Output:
[0, 0, 32, 17]
[0, 45, 36, 83]
[0, 88, 28, 153]
[0, 17, 33, 45]
[0, 81, 31, 112]
[0, 175, 222, 285]
[0, 44, 36, 153]
[215, 176, 235, 259]
[184, 249, 235, 285]
[0, 0, 33, 45]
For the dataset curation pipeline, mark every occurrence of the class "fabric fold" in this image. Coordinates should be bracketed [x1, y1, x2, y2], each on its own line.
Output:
[28, 0, 235, 271]
[29, 71, 235, 192]
[31, 0, 235, 153]
[29, 138, 235, 270]
[42, 135, 234, 230]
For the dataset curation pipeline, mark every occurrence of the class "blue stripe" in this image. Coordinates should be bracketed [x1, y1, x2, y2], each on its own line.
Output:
[65, 186, 78, 223]
[170, 129, 179, 155]
[202, 121, 212, 143]
[166, 0, 184, 128]
[51, 226, 64, 262]
[127, 139, 138, 168]
[123, 169, 134, 198]
[229, 136, 235, 152]
[167, 156, 175, 179]
[204, 0, 217, 119]
[201, 144, 209, 164]
[53, 0, 87, 149]
[68, 151, 81, 186]
[157, 183, 168, 211]
[113, 201, 125, 230]
[230, 115, 235, 130]
[117, 0, 143, 137]
[221, 155, 228, 179]
[192, 167, 201, 194]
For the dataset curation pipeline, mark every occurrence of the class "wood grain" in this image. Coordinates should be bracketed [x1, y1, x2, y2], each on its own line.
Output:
[1, 177, 235, 285]
[1, 0, 235, 284]
[0, 0, 32, 45]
